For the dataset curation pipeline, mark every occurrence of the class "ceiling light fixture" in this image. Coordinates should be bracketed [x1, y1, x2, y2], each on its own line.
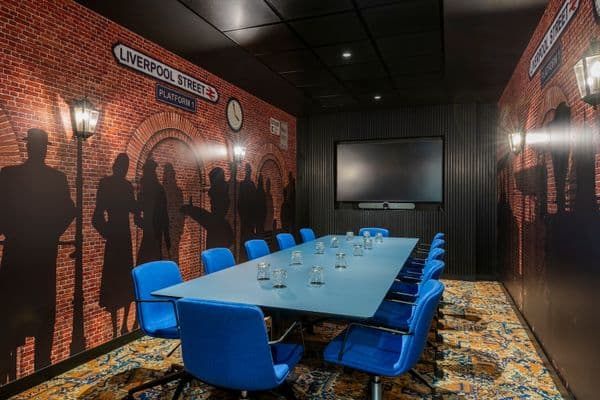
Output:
[373, 95, 382, 101]
[342, 51, 352, 59]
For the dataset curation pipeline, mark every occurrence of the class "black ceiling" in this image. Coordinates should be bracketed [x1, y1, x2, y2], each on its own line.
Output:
[76, 0, 547, 116]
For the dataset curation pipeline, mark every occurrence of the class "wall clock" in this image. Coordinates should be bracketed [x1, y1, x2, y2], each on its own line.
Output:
[226, 98, 243, 132]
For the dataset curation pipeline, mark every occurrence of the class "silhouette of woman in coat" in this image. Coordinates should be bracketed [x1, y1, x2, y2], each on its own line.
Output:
[92, 153, 139, 338]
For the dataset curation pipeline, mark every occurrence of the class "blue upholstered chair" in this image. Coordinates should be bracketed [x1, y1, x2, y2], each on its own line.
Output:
[173, 298, 304, 399]
[245, 239, 270, 261]
[276, 233, 296, 250]
[324, 280, 445, 400]
[201, 247, 236, 274]
[299, 228, 316, 243]
[129, 261, 185, 399]
[358, 227, 390, 237]
[417, 232, 445, 252]
[405, 247, 446, 275]
[389, 259, 445, 298]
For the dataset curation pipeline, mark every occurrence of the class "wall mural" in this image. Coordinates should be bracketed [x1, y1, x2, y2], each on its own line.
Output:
[497, 0, 600, 397]
[0, 0, 296, 386]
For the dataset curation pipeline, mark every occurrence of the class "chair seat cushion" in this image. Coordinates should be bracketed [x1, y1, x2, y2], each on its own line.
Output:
[270, 343, 303, 383]
[323, 326, 407, 376]
[373, 301, 412, 330]
[143, 319, 179, 339]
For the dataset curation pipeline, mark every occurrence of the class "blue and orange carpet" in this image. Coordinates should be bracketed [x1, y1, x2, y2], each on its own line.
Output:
[10, 281, 566, 399]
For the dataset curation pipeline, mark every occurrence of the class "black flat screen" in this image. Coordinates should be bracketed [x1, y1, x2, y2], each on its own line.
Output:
[336, 138, 443, 203]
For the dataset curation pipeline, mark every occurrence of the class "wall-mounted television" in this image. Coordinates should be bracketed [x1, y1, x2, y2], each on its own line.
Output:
[336, 137, 443, 204]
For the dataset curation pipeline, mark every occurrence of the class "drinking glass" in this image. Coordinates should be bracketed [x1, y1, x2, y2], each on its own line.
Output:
[257, 262, 270, 281]
[346, 231, 354, 241]
[353, 243, 364, 256]
[330, 236, 339, 248]
[364, 237, 374, 250]
[335, 252, 348, 269]
[290, 250, 303, 265]
[315, 241, 325, 254]
[272, 268, 287, 289]
[309, 266, 325, 286]
[375, 232, 384, 243]
[363, 231, 371, 239]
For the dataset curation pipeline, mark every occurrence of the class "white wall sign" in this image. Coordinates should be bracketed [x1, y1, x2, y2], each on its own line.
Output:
[528, 0, 579, 78]
[270, 117, 280, 135]
[280, 121, 288, 150]
[113, 43, 219, 103]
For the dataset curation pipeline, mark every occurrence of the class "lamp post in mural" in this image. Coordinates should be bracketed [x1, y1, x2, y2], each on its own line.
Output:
[574, 40, 600, 107]
[231, 144, 246, 259]
[69, 99, 100, 355]
[508, 131, 524, 153]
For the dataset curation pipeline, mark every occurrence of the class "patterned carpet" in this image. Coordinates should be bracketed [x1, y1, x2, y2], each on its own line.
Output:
[10, 281, 565, 399]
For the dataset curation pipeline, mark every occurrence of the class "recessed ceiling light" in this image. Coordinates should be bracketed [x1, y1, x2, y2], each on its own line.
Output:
[342, 51, 352, 59]
[373, 95, 382, 100]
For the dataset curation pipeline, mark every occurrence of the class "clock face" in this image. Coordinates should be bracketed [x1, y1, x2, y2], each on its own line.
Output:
[226, 98, 243, 132]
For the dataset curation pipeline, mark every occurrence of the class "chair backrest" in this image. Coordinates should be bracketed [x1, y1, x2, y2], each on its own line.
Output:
[421, 259, 445, 282]
[132, 261, 182, 337]
[427, 247, 445, 262]
[276, 233, 296, 250]
[202, 247, 236, 275]
[358, 227, 390, 237]
[431, 238, 445, 250]
[396, 280, 444, 372]
[177, 298, 280, 391]
[299, 228, 316, 243]
[433, 232, 445, 241]
[245, 239, 270, 260]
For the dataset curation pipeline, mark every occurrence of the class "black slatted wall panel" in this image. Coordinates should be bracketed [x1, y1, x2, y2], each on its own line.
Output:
[297, 104, 497, 278]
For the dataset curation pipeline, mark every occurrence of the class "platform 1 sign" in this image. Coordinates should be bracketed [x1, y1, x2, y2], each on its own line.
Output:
[113, 43, 219, 103]
[156, 84, 196, 113]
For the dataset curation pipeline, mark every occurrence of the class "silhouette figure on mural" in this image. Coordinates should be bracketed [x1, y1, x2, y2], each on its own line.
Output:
[137, 158, 170, 264]
[162, 163, 184, 264]
[0, 129, 75, 382]
[181, 167, 233, 249]
[92, 153, 138, 339]
[238, 163, 257, 243]
[264, 177, 274, 232]
[255, 174, 267, 234]
[281, 172, 296, 232]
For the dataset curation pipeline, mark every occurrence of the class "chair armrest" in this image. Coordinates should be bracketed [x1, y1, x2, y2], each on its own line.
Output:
[396, 275, 422, 284]
[135, 299, 180, 328]
[338, 322, 411, 361]
[268, 321, 302, 345]
[384, 297, 417, 306]
[386, 292, 417, 303]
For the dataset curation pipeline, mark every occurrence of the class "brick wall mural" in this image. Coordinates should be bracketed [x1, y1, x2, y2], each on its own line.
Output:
[497, 0, 600, 398]
[0, 0, 296, 385]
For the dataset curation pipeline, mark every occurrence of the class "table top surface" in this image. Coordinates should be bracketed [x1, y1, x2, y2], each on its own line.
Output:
[153, 235, 419, 319]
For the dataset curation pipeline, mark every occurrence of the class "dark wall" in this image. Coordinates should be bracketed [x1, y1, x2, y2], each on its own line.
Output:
[497, 1, 600, 398]
[297, 104, 497, 278]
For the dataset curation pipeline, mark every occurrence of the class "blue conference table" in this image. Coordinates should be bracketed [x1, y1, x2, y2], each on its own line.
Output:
[153, 235, 418, 319]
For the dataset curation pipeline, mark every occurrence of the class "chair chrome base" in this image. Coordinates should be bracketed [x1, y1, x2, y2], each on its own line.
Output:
[124, 366, 185, 400]
[370, 376, 382, 400]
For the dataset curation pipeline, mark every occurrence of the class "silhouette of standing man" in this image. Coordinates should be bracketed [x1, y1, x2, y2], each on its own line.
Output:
[0, 129, 75, 382]
[92, 153, 138, 339]
[238, 163, 257, 244]
[137, 159, 170, 265]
